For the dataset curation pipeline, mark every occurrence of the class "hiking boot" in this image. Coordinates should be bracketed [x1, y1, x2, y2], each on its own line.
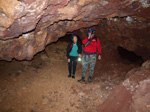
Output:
[72, 76, 75, 79]
[72, 74, 75, 79]
[68, 74, 71, 77]
[88, 77, 92, 83]
[78, 77, 85, 82]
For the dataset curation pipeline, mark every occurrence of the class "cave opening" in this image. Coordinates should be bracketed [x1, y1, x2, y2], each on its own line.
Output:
[117, 46, 144, 65]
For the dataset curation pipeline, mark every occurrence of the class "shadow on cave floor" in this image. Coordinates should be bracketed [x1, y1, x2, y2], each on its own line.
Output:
[0, 37, 142, 112]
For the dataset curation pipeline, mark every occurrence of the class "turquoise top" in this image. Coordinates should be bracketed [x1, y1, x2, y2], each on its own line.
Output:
[69, 43, 79, 56]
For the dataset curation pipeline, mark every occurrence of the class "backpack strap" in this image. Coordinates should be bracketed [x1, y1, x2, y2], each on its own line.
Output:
[84, 36, 97, 47]
[94, 36, 97, 42]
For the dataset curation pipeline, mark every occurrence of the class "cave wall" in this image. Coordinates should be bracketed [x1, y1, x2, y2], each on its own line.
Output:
[0, 0, 150, 60]
[72, 15, 150, 61]
[97, 60, 150, 112]
[93, 16, 150, 61]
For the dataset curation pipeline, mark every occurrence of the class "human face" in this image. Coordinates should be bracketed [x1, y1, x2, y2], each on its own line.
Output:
[73, 36, 77, 43]
[88, 32, 92, 37]
[89, 31, 94, 37]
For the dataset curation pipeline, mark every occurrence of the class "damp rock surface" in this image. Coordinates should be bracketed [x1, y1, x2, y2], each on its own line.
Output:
[0, 0, 150, 60]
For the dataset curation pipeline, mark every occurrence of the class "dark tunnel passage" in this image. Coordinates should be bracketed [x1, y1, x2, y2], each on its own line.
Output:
[117, 46, 144, 65]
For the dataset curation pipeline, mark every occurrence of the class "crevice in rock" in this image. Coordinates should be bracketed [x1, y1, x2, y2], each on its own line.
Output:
[117, 46, 144, 65]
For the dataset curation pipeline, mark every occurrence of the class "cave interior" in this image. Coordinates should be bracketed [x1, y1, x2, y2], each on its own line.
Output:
[0, 0, 150, 112]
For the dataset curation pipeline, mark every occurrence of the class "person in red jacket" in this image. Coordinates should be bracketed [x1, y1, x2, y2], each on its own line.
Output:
[78, 29, 102, 82]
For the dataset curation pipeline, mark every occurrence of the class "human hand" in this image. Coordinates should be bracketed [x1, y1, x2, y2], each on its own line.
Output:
[68, 59, 70, 62]
[79, 54, 82, 57]
[98, 55, 101, 60]
[88, 33, 91, 39]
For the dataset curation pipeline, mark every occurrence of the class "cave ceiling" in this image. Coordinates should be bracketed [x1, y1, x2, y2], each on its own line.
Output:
[0, 0, 150, 60]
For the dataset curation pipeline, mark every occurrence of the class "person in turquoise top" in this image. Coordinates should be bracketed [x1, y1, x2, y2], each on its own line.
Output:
[69, 42, 79, 56]
[67, 34, 82, 78]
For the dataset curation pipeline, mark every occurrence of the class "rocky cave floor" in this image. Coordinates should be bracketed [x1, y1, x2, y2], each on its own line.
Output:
[0, 38, 146, 112]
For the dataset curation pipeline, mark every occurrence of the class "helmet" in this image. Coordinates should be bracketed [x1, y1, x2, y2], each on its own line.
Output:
[87, 29, 95, 37]
[70, 34, 77, 39]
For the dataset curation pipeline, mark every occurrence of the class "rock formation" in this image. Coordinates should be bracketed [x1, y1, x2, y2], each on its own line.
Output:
[0, 0, 150, 60]
[98, 60, 150, 112]
[93, 16, 150, 61]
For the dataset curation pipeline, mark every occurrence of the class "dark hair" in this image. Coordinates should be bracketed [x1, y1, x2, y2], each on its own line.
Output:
[70, 34, 77, 40]
[70, 34, 82, 44]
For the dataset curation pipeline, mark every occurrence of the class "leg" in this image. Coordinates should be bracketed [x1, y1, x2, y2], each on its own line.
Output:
[68, 57, 73, 77]
[78, 55, 89, 82]
[89, 54, 96, 82]
[72, 57, 78, 78]
[82, 54, 89, 78]
[72, 57, 77, 75]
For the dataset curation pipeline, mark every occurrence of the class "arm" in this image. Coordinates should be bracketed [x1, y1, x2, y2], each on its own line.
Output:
[66, 43, 71, 59]
[78, 42, 82, 57]
[97, 38, 102, 55]
[97, 38, 102, 60]
[78, 42, 82, 54]
[82, 37, 89, 45]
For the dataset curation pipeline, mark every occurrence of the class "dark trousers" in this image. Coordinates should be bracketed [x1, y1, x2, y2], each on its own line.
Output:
[68, 56, 78, 75]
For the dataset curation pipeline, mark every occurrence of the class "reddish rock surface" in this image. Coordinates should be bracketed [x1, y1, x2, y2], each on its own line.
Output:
[93, 17, 150, 61]
[0, 0, 150, 60]
[72, 16, 150, 62]
[97, 60, 150, 112]
[0, 38, 146, 112]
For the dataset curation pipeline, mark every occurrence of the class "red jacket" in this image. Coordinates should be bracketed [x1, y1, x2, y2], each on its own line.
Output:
[82, 36, 102, 55]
